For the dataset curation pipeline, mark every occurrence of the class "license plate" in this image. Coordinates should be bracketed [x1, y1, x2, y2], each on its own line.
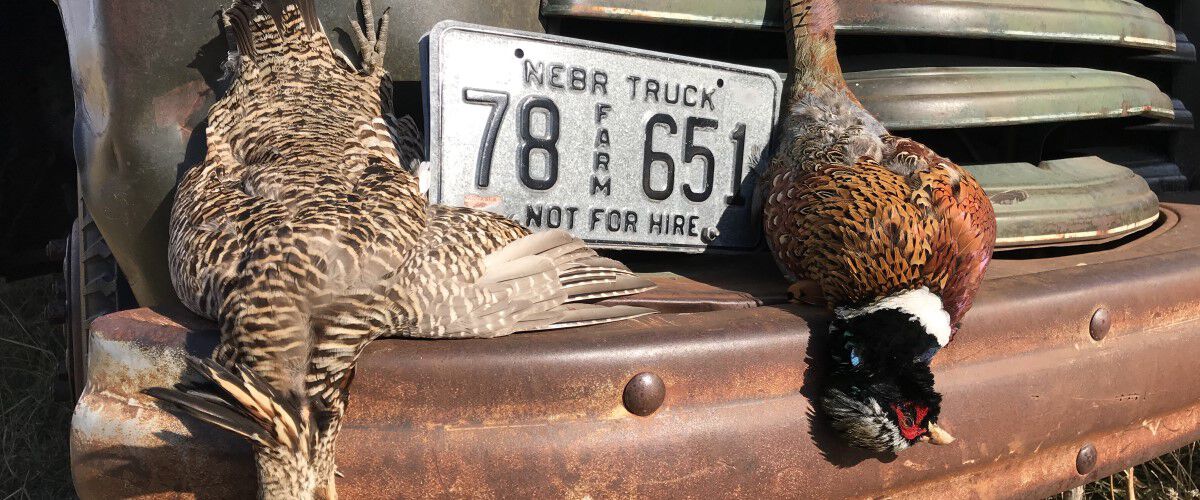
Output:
[423, 21, 782, 252]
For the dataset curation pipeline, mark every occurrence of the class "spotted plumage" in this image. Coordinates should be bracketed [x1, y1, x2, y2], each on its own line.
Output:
[152, 1, 654, 498]
[763, 0, 995, 452]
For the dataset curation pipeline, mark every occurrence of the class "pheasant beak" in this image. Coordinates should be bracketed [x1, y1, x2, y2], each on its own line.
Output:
[919, 422, 956, 445]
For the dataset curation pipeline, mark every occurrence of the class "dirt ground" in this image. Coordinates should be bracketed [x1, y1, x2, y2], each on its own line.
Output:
[0, 274, 1197, 499]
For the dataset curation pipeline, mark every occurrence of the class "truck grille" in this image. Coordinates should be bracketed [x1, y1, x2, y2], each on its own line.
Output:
[542, 0, 1195, 248]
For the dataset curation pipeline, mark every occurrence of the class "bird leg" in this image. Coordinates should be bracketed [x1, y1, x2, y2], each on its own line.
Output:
[311, 409, 345, 500]
[788, 279, 826, 307]
[349, 0, 389, 74]
[322, 477, 338, 500]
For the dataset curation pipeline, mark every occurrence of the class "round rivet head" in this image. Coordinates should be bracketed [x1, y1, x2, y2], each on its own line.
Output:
[1076, 443, 1097, 474]
[1090, 308, 1111, 341]
[623, 372, 665, 416]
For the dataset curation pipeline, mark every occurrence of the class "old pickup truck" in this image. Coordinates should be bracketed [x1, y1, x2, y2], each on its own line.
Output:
[54, 0, 1200, 497]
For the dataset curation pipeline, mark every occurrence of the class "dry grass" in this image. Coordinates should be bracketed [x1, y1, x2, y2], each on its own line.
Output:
[1053, 446, 1200, 500]
[0, 275, 74, 499]
[0, 275, 1197, 499]
[1123, 448, 1200, 499]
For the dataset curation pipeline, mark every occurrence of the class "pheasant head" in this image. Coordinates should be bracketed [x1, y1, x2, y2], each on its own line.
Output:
[820, 288, 957, 452]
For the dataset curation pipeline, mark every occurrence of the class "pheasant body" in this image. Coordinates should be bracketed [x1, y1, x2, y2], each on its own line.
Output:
[763, 0, 995, 452]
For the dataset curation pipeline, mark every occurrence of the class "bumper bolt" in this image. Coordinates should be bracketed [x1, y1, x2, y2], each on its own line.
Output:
[1076, 443, 1097, 474]
[623, 372, 665, 416]
[1090, 308, 1111, 341]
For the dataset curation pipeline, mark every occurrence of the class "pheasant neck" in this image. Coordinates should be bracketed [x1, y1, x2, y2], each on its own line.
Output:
[784, 0, 849, 103]
[836, 288, 952, 349]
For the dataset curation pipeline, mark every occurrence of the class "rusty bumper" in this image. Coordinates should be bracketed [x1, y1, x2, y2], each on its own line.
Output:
[72, 197, 1200, 499]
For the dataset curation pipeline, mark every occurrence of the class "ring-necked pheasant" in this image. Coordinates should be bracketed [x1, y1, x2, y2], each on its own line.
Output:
[148, 1, 654, 498]
[762, 0, 996, 452]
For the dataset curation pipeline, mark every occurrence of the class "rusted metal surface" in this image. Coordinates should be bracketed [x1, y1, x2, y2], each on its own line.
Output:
[541, 0, 1178, 52]
[600, 252, 791, 312]
[966, 157, 1161, 248]
[72, 199, 1200, 499]
[69, 308, 256, 498]
[54, 0, 542, 308]
[845, 67, 1175, 131]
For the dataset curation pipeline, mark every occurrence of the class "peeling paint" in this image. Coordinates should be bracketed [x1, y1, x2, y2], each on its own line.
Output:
[73, 398, 162, 445]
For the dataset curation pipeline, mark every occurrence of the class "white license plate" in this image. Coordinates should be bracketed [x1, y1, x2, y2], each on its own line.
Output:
[423, 21, 782, 252]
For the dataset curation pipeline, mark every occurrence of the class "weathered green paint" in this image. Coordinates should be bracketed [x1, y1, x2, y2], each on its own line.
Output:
[845, 67, 1175, 131]
[542, 0, 1177, 51]
[966, 157, 1161, 248]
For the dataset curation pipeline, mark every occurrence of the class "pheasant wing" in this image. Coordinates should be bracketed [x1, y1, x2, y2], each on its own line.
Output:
[886, 136, 997, 330]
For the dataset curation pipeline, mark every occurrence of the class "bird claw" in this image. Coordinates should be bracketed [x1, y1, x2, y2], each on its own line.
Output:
[350, 0, 388, 73]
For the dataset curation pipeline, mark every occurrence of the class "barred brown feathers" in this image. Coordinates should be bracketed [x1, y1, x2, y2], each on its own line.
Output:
[156, 0, 654, 498]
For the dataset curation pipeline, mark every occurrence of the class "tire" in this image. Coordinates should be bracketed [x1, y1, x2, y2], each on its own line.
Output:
[62, 202, 124, 400]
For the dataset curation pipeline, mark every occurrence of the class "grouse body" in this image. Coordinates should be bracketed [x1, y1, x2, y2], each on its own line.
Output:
[152, 1, 654, 497]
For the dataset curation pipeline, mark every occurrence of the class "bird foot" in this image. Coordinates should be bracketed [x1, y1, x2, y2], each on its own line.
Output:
[350, 0, 389, 73]
[322, 478, 338, 500]
[788, 280, 826, 307]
